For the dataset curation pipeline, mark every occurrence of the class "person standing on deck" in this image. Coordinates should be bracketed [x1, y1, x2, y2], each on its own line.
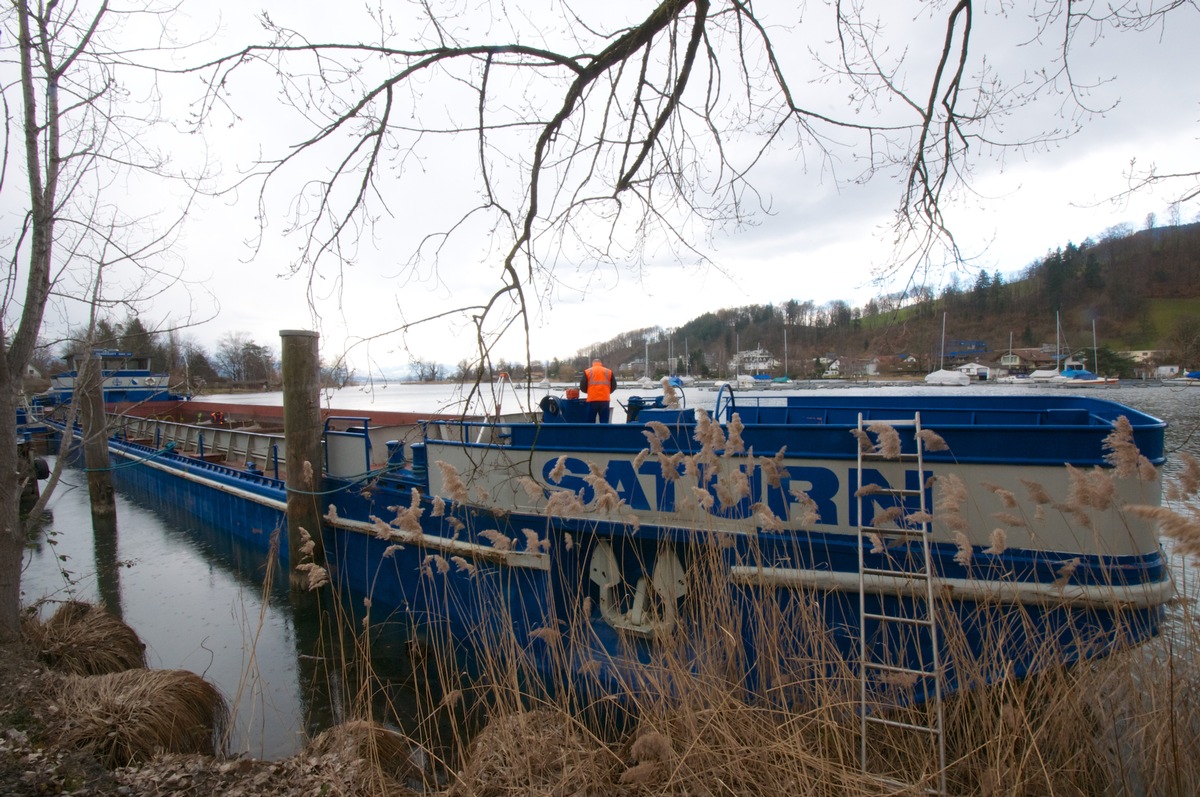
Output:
[581, 358, 617, 423]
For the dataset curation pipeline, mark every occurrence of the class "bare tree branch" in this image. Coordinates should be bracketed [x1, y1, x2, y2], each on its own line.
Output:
[174, 0, 1196, 382]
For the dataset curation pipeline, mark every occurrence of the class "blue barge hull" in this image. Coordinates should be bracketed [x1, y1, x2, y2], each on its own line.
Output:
[69, 389, 1174, 705]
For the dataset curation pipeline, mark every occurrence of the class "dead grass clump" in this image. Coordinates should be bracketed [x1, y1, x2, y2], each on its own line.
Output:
[54, 668, 227, 767]
[448, 708, 618, 797]
[304, 720, 420, 795]
[621, 702, 876, 796]
[23, 601, 146, 676]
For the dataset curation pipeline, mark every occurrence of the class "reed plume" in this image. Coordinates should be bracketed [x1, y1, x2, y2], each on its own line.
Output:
[435, 460, 470, 502]
[867, 421, 901, 459]
[917, 428, 949, 451]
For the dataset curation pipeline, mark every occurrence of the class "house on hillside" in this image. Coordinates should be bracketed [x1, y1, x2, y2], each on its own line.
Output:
[728, 347, 780, 375]
[619, 358, 648, 378]
[1120, 350, 1164, 364]
[1118, 351, 1176, 380]
[944, 340, 989, 362]
[875, 353, 921, 375]
[845, 358, 880, 377]
[999, 347, 1055, 374]
[959, 361, 999, 380]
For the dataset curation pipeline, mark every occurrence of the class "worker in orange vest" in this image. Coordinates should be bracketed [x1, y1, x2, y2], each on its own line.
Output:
[580, 358, 617, 423]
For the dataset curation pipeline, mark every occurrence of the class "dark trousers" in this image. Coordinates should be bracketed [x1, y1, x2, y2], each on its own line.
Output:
[586, 401, 611, 423]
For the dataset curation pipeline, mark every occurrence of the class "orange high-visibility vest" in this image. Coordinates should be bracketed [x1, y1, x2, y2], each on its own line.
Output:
[585, 365, 613, 402]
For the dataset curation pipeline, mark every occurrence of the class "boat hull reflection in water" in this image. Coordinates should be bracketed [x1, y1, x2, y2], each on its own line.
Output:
[22, 464, 438, 759]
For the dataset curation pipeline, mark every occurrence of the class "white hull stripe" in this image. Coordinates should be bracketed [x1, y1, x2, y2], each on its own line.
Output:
[113, 446, 549, 570]
[729, 565, 1174, 609]
[326, 515, 550, 571]
[115, 446, 288, 511]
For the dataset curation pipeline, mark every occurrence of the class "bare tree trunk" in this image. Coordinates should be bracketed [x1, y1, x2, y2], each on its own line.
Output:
[0, 0, 74, 642]
[2, 1, 198, 639]
[0, 361, 25, 642]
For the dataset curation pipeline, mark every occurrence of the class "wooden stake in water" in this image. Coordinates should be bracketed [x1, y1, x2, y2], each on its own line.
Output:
[78, 352, 116, 523]
[280, 329, 325, 591]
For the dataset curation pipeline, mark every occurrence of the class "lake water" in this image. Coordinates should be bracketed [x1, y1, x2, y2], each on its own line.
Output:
[20, 381, 1199, 758]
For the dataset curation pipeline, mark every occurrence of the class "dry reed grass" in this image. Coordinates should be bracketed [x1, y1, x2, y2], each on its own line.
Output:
[614, 704, 885, 796]
[23, 600, 146, 675]
[296, 416, 1200, 796]
[447, 709, 618, 797]
[305, 719, 421, 795]
[53, 668, 228, 767]
[443, 578, 1198, 796]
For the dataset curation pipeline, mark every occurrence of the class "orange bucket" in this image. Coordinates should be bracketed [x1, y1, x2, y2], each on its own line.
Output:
[565, 388, 580, 399]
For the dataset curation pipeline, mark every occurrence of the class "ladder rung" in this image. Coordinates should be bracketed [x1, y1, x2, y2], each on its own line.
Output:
[861, 452, 920, 462]
[863, 773, 946, 797]
[859, 525, 927, 538]
[863, 611, 934, 626]
[864, 661, 938, 678]
[864, 715, 939, 734]
[863, 418, 921, 428]
[866, 487, 922, 497]
[861, 566, 929, 581]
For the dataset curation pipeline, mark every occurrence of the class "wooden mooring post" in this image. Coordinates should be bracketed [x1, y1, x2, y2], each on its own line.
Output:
[77, 351, 124, 617]
[78, 352, 116, 523]
[280, 329, 326, 592]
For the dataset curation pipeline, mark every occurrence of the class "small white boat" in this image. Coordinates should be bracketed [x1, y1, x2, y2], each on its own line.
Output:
[1028, 368, 1062, 382]
[1054, 369, 1120, 387]
[924, 368, 970, 386]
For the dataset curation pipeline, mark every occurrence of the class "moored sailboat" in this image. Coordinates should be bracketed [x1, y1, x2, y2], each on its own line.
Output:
[925, 313, 970, 386]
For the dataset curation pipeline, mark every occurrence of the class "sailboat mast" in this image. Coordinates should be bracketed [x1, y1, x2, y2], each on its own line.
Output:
[1092, 319, 1098, 372]
[940, 313, 947, 369]
[1055, 311, 1061, 374]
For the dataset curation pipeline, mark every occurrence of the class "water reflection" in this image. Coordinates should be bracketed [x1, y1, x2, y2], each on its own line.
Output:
[22, 462, 432, 759]
[92, 516, 123, 621]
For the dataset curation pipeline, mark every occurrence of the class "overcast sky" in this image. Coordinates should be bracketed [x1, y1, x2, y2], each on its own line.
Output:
[6, 2, 1199, 376]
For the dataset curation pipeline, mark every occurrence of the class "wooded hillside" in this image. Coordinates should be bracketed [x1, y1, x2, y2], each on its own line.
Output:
[558, 222, 1200, 379]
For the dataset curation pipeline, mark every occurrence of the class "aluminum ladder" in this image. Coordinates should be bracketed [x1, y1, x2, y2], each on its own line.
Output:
[856, 412, 946, 796]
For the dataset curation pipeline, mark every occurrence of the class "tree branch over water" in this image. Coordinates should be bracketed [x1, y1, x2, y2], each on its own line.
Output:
[181, 0, 1196, 374]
